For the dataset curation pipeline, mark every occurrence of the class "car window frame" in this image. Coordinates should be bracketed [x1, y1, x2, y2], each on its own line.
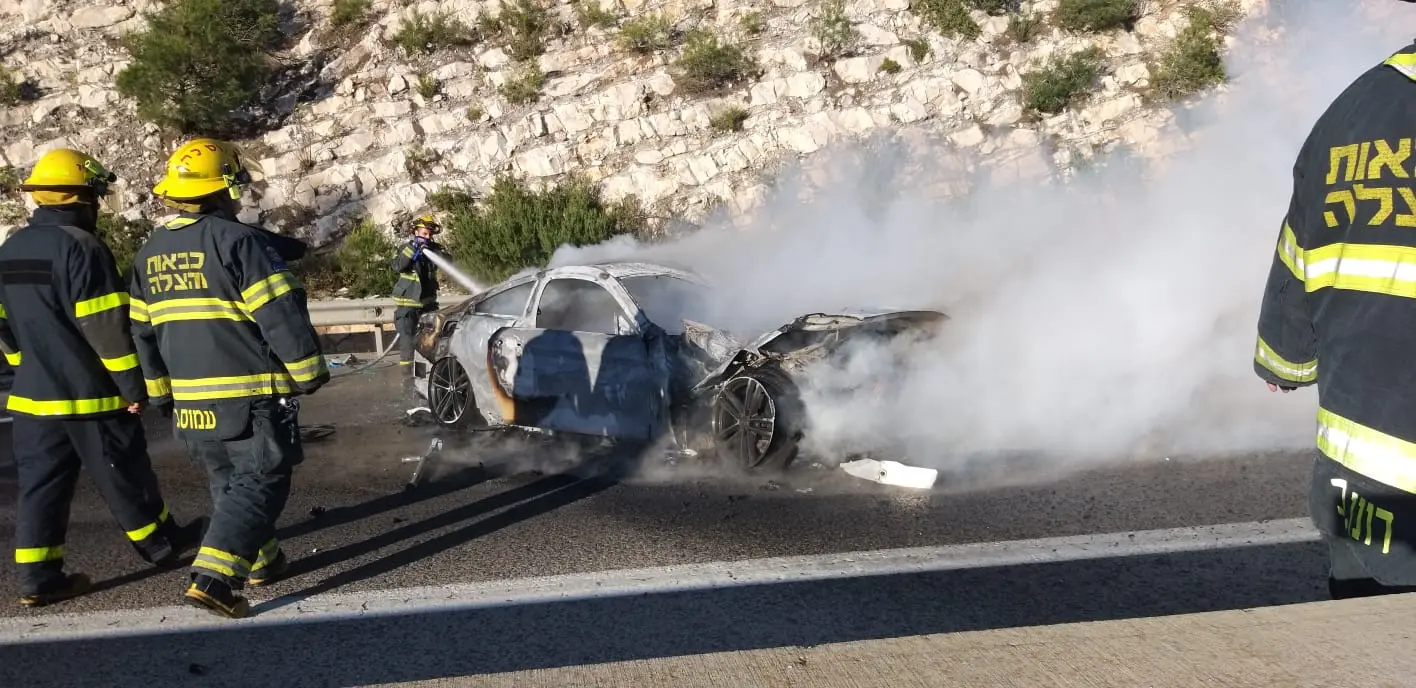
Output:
[532, 275, 636, 336]
[473, 278, 536, 318]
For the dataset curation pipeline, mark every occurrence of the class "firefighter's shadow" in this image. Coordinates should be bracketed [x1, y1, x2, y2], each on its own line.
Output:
[260, 444, 634, 614]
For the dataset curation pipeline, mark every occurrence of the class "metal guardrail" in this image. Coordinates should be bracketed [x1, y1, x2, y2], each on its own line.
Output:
[307, 298, 401, 328]
[307, 294, 470, 351]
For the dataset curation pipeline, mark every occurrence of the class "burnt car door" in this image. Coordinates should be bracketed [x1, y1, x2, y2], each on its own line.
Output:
[443, 277, 538, 425]
[488, 274, 669, 440]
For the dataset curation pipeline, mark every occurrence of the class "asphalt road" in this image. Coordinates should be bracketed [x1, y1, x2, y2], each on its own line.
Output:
[0, 359, 1324, 622]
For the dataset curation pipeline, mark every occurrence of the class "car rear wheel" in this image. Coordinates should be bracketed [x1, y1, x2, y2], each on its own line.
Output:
[428, 356, 475, 427]
[711, 367, 802, 472]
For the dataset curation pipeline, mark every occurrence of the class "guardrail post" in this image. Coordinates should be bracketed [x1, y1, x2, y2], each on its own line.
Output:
[375, 325, 384, 353]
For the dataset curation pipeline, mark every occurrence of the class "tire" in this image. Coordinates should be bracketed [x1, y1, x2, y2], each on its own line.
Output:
[710, 366, 804, 472]
[427, 356, 476, 428]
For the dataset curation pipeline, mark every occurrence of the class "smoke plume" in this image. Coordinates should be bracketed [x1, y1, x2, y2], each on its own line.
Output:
[545, 0, 1408, 476]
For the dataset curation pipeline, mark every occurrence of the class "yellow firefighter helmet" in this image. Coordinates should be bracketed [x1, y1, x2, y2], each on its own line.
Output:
[152, 138, 259, 201]
[20, 148, 117, 205]
[411, 214, 441, 235]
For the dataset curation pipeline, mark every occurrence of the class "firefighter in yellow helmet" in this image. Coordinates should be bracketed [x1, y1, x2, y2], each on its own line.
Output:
[390, 215, 443, 373]
[129, 138, 329, 618]
[0, 148, 204, 607]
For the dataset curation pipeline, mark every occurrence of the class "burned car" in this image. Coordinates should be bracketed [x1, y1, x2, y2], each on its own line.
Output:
[408, 261, 947, 473]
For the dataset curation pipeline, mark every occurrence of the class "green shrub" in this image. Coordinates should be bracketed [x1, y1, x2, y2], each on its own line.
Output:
[96, 215, 155, 280]
[912, 0, 980, 40]
[674, 29, 759, 96]
[481, 0, 552, 62]
[0, 167, 17, 197]
[1006, 13, 1040, 43]
[114, 0, 284, 136]
[903, 37, 930, 62]
[404, 146, 441, 182]
[878, 57, 902, 74]
[415, 72, 439, 98]
[393, 9, 478, 57]
[330, 0, 372, 30]
[810, 0, 859, 59]
[709, 106, 749, 133]
[500, 63, 546, 104]
[574, 0, 617, 29]
[616, 15, 673, 54]
[740, 11, 765, 36]
[1021, 46, 1104, 116]
[967, 0, 1018, 14]
[1147, 3, 1238, 101]
[1053, 0, 1138, 33]
[333, 218, 399, 297]
[0, 66, 20, 106]
[431, 174, 648, 284]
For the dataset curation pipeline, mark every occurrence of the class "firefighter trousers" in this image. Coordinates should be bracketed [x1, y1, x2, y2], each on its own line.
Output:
[182, 397, 302, 589]
[1308, 453, 1416, 598]
[394, 304, 434, 367]
[12, 412, 178, 594]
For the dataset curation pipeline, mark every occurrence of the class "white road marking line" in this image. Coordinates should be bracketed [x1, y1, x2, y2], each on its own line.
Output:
[0, 517, 1320, 645]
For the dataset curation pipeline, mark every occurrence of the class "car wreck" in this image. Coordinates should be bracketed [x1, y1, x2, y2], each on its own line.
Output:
[407, 259, 948, 478]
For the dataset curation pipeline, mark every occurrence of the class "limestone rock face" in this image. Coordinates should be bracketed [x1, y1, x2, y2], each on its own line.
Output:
[0, 0, 1356, 243]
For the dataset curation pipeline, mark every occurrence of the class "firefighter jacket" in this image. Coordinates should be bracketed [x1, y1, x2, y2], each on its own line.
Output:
[0, 206, 147, 417]
[1254, 41, 1416, 504]
[128, 209, 328, 428]
[391, 238, 441, 309]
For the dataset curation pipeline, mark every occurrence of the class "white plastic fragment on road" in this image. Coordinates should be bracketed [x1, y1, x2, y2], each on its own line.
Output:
[838, 458, 939, 489]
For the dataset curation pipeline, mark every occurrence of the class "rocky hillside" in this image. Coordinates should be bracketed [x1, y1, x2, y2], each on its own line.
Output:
[0, 0, 1261, 244]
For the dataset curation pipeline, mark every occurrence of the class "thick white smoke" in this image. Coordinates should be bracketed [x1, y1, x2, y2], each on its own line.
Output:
[546, 0, 1409, 475]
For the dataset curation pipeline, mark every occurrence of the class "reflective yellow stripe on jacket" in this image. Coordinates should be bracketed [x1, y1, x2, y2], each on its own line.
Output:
[170, 373, 295, 402]
[1255, 336, 1316, 383]
[1276, 222, 1416, 300]
[1318, 407, 1416, 495]
[6, 394, 126, 416]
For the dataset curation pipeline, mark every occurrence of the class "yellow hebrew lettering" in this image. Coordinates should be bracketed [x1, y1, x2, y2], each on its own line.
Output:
[176, 408, 217, 430]
[1328, 144, 1360, 184]
[1368, 139, 1412, 180]
[1355, 184, 1394, 225]
[1334, 482, 1397, 556]
[1325, 189, 1356, 227]
[1397, 188, 1416, 228]
[1357, 142, 1372, 181]
[1332, 478, 1349, 518]
[1375, 506, 1395, 555]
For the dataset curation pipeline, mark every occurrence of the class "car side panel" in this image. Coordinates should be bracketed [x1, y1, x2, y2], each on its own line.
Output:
[489, 327, 666, 440]
[448, 313, 521, 425]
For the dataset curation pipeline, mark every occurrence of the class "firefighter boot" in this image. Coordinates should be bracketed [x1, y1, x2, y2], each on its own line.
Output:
[18, 573, 92, 608]
[247, 549, 288, 587]
[149, 517, 211, 570]
[184, 574, 250, 619]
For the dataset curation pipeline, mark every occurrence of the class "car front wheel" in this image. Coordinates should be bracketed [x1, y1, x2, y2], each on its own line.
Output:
[710, 367, 803, 472]
[428, 356, 475, 427]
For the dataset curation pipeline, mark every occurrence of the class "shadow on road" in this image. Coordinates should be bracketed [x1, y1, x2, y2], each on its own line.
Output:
[265, 471, 618, 610]
[0, 538, 1332, 687]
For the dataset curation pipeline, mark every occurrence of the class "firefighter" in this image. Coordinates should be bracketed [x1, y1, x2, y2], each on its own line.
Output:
[391, 215, 443, 373]
[129, 138, 330, 618]
[1253, 37, 1416, 600]
[0, 148, 203, 607]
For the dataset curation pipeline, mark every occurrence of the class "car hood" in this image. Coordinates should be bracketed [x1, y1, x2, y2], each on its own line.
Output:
[684, 308, 949, 390]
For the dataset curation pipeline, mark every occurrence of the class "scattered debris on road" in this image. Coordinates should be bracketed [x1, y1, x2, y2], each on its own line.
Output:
[839, 458, 938, 489]
[300, 424, 336, 443]
[324, 353, 357, 368]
